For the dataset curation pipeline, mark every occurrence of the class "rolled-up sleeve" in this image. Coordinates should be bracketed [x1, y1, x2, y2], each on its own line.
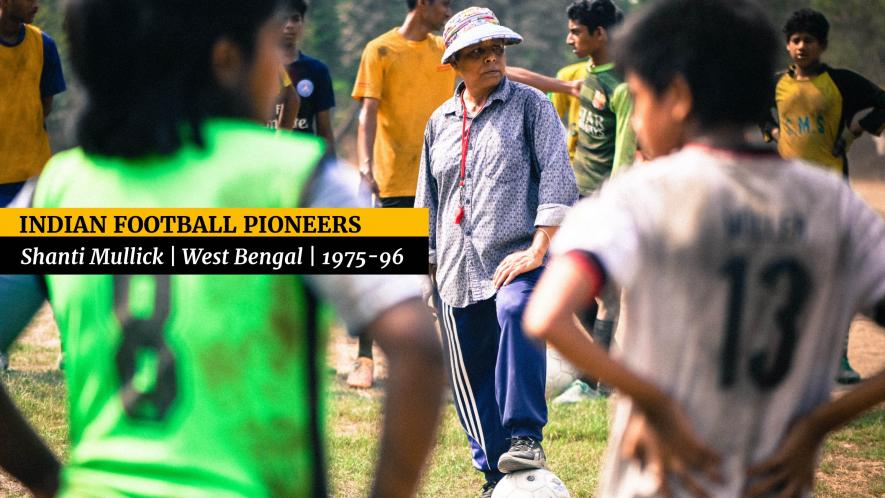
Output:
[430, 79, 581, 307]
[530, 98, 578, 226]
[415, 121, 439, 265]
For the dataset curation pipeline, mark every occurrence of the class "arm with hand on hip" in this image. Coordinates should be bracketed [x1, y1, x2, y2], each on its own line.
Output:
[524, 255, 723, 496]
[492, 226, 557, 288]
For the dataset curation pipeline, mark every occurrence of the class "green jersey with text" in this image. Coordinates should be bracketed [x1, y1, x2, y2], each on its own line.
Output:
[572, 63, 637, 196]
[33, 120, 328, 497]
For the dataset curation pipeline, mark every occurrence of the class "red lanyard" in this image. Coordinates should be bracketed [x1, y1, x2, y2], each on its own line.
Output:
[455, 94, 482, 225]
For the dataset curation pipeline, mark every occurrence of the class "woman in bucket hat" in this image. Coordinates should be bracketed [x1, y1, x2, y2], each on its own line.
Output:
[416, 7, 579, 497]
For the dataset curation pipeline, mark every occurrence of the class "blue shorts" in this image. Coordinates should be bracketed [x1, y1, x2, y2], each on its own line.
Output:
[0, 182, 26, 207]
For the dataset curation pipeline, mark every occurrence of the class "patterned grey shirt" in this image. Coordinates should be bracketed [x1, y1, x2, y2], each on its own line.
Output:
[416, 77, 578, 308]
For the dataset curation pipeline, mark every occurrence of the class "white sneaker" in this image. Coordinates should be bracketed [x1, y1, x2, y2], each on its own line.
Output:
[552, 380, 599, 405]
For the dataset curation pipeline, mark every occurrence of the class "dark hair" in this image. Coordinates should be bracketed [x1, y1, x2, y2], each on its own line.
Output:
[284, 0, 307, 17]
[406, 0, 437, 11]
[65, 0, 280, 158]
[566, 0, 624, 32]
[783, 8, 829, 45]
[613, 0, 778, 128]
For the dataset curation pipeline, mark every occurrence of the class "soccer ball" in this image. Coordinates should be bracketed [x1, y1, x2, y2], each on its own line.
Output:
[545, 347, 579, 398]
[491, 469, 570, 498]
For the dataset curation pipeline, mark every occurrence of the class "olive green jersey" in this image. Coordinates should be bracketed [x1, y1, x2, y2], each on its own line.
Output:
[572, 63, 637, 196]
[34, 120, 328, 497]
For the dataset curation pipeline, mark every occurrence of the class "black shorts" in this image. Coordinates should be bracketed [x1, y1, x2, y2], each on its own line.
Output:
[378, 196, 416, 208]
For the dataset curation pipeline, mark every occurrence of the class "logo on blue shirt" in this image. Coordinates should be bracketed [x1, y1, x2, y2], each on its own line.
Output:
[296, 79, 315, 98]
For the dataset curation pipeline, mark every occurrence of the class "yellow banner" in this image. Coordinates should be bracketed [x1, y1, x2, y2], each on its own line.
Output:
[0, 208, 429, 237]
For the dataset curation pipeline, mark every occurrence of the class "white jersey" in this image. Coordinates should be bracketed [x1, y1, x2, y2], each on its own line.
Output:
[552, 145, 885, 498]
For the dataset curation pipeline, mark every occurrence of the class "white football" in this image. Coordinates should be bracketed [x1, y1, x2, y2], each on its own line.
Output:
[545, 347, 579, 398]
[491, 468, 570, 498]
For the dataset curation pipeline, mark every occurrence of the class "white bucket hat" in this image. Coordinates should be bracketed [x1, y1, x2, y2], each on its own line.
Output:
[441, 7, 522, 64]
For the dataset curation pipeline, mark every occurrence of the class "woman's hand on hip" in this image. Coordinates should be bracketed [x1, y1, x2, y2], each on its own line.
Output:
[493, 249, 543, 288]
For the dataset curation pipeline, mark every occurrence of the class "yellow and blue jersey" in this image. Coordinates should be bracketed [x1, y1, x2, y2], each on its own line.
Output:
[0, 23, 66, 184]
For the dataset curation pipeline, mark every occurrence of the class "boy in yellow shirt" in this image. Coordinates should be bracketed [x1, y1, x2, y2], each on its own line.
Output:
[349, 0, 455, 388]
[762, 8, 885, 384]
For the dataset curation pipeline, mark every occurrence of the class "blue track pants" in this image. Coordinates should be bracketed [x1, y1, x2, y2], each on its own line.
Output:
[435, 267, 547, 483]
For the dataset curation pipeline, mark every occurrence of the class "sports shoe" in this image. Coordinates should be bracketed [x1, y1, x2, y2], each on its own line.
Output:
[346, 357, 374, 389]
[552, 379, 600, 405]
[479, 480, 497, 498]
[498, 436, 546, 473]
[836, 355, 861, 384]
[0, 352, 8, 371]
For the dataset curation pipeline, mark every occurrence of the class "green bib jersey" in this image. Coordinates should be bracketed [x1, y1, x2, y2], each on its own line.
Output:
[29, 120, 335, 497]
[763, 65, 885, 176]
[571, 62, 637, 196]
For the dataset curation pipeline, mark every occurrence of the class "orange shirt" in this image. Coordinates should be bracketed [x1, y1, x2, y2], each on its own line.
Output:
[352, 29, 455, 198]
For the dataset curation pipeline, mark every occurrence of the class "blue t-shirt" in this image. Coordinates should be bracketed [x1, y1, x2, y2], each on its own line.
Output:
[284, 52, 335, 135]
[39, 32, 65, 97]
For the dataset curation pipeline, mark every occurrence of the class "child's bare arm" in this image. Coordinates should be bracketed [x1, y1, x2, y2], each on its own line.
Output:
[524, 253, 723, 495]
[746, 364, 885, 498]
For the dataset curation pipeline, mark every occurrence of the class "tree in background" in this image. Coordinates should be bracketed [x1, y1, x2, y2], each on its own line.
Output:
[35, 0, 884, 169]
[303, 0, 341, 86]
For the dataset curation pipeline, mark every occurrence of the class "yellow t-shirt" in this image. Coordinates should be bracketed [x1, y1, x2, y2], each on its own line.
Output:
[267, 66, 294, 130]
[279, 65, 293, 89]
[0, 24, 50, 183]
[775, 71, 843, 173]
[549, 61, 588, 161]
[352, 29, 455, 198]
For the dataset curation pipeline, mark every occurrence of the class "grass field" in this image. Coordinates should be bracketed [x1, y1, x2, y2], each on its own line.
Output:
[1, 311, 883, 497]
